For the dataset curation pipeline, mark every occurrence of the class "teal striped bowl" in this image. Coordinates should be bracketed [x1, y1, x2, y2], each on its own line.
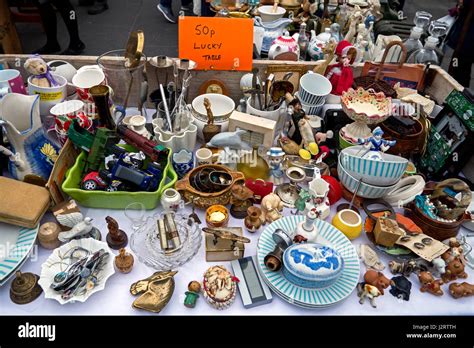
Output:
[257, 216, 360, 308]
[338, 156, 397, 199]
[340, 145, 408, 186]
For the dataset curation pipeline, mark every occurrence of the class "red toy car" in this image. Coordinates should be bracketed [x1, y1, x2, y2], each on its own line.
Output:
[82, 171, 108, 191]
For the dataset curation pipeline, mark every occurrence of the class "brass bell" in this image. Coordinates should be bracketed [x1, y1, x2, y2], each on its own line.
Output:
[10, 271, 43, 305]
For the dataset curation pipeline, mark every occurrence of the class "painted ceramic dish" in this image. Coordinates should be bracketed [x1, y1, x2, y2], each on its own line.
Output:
[257, 216, 360, 308]
[38, 238, 115, 304]
[0, 223, 39, 286]
[340, 145, 408, 186]
[282, 243, 344, 289]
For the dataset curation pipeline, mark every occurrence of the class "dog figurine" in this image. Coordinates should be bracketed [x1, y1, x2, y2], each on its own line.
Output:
[418, 271, 444, 296]
[448, 282, 474, 299]
[357, 282, 381, 308]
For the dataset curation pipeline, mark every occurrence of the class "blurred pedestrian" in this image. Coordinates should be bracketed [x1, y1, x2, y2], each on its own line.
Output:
[157, 0, 193, 23]
[79, 0, 109, 15]
[34, 0, 85, 55]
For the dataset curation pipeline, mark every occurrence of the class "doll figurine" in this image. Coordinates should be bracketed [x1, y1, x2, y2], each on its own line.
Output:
[266, 147, 286, 185]
[324, 40, 358, 96]
[184, 281, 201, 308]
[358, 127, 396, 154]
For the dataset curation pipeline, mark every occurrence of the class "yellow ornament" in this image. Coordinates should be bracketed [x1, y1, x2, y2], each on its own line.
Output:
[308, 142, 319, 156]
[299, 149, 312, 160]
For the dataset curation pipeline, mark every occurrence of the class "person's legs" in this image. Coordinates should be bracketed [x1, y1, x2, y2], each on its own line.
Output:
[33, 0, 61, 54]
[50, 0, 85, 54]
[88, 0, 109, 15]
[157, 0, 176, 23]
[180, 0, 193, 13]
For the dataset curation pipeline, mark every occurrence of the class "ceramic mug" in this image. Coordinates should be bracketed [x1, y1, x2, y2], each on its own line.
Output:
[195, 148, 214, 166]
[50, 100, 91, 132]
[172, 149, 194, 179]
[295, 92, 325, 115]
[0, 69, 27, 97]
[27, 74, 68, 116]
[298, 72, 332, 105]
[332, 209, 362, 240]
[72, 65, 106, 103]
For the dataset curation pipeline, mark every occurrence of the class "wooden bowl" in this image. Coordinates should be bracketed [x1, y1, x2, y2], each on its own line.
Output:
[175, 164, 245, 209]
[380, 117, 426, 156]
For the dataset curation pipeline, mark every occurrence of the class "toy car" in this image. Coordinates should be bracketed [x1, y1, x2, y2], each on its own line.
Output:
[82, 171, 108, 191]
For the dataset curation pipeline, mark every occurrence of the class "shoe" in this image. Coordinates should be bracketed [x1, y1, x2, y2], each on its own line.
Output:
[180, 4, 194, 13]
[78, 0, 94, 6]
[88, 3, 109, 15]
[32, 43, 61, 55]
[157, 4, 176, 23]
[61, 41, 86, 55]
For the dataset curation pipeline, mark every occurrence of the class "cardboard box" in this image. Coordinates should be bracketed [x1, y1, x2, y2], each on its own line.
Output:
[228, 111, 277, 149]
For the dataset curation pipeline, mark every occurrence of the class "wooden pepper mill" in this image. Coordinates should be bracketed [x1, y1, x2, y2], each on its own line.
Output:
[115, 248, 134, 273]
[105, 216, 128, 250]
[10, 271, 43, 304]
[202, 98, 221, 142]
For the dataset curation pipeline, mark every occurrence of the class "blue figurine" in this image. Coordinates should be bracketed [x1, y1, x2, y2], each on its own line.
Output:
[358, 127, 396, 153]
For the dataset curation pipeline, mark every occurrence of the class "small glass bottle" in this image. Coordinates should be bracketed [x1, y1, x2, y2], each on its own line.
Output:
[408, 36, 439, 65]
[297, 23, 309, 61]
[403, 27, 424, 58]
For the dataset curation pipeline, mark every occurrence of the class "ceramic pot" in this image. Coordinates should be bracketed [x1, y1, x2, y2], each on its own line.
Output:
[27, 74, 67, 116]
[160, 188, 184, 212]
[0, 93, 59, 181]
[0, 69, 27, 97]
[268, 31, 300, 60]
[244, 206, 264, 233]
[332, 209, 362, 240]
[298, 72, 332, 105]
[72, 65, 106, 103]
[175, 164, 245, 209]
[172, 149, 194, 179]
[254, 16, 293, 54]
[128, 115, 151, 139]
[246, 96, 287, 131]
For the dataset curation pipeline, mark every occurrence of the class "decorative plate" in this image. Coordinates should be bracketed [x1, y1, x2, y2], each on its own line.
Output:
[257, 216, 360, 307]
[0, 223, 39, 286]
[39, 238, 115, 305]
[341, 87, 391, 124]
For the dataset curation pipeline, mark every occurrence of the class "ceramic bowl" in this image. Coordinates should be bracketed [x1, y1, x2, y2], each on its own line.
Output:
[298, 72, 332, 105]
[332, 209, 362, 240]
[206, 205, 229, 228]
[258, 5, 286, 22]
[295, 92, 324, 115]
[340, 145, 408, 186]
[191, 93, 235, 141]
[341, 87, 391, 125]
[337, 156, 398, 199]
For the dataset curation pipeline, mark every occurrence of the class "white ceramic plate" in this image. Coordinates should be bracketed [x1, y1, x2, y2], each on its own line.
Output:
[0, 223, 39, 286]
[38, 238, 115, 304]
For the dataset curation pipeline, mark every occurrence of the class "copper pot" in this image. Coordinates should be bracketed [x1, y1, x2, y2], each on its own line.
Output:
[175, 164, 245, 209]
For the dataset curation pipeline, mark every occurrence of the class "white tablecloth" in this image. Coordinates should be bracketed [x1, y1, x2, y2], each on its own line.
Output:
[1, 201, 473, 316]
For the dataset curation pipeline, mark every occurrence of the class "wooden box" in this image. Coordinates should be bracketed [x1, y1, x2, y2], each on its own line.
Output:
[205, 227, 245, 262]
[228, 111, 277, 149]
[374, 217, 404, 247]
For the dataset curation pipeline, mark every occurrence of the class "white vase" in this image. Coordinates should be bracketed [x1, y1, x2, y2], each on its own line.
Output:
[0, 93, 60, 181]
[160, 188, 184, 212]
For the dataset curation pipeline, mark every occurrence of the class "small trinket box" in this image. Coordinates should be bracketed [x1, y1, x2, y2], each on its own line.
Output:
[373, 216, 404, 247]
[205, 227, 246, 262]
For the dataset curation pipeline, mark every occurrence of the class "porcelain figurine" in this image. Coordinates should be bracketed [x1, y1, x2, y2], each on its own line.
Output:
[307, 177, 330, 219]
[449, 282, 474, 299]
[207, 130, 252, 152]
[130, 271, 177, 313]
[244, 206, 265, 233]
[441, 257, 468, 283]
[261, 192, 284, 223]
[266, 147, 285, 185]
[389, 275, 412, 301]
[357, 244, 385, 271]
[56, 212, 101, 242]
[343, 6, 364, 43]
[202, 265, 238, 310]
[24, 55, 59, 87]
[202, 97, 221, 143]
[313, 40, 337, 75]
[106, 216, 128, 250]
[268, 31, 300, 61]
[364, 270, 392, 295]
[418, 271, 444, 296]
[431, 257, 447, 277]
[357, 282, 381, 308]
[115, 248, 134, 273]
[279, 135, 301, 155]
[293, 210, 319, 243]
[324, 40, 358, 96]
[184, 281, 201, 308]
[0, 93, 59, 181]
[388, 260, 419, 277]
[358, 127, 396, 155]
[298, 118, 315, 148]
[230, 184, 254, 219]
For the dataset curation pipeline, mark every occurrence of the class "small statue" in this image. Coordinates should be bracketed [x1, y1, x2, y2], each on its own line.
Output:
[207, 130, 252, 152]
[56, 212, 101, 242]
[24, 55, 59, 87]
[448, 282, 474, 299]
[202, 98, 221, 143]
[441, 257, 468, 283]
[298, 118, 315, 148]
[266, 147, 286, 185]
[389, 275, 412, 301]
[324, 40, 357, 95]
[287, 100, 307, 146]
[364, 270, 392, 295]
[105, 216, 128, 250]
[115, 248, 134, 273]
[388, 259, 419, 277]
[261, 192, 284, 223]
[357, 282, 381, 308]
[230, 184, 254, 219]
[278, 135, 301, 155]
[184, 281, 201, 308]
[130, 271, 177, 313]
[358, 127, 396, 154]
[418, 271, 444, 296]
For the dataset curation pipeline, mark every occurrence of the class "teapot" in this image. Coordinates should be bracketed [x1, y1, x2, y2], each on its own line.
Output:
[254, 16, 292, 55]
[307, 30, 325, 61]
[268, 31, 300, 60]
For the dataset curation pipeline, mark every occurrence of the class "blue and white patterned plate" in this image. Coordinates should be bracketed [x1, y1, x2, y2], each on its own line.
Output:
[0, 223, 39, 286]
[257, 216, 360, 308]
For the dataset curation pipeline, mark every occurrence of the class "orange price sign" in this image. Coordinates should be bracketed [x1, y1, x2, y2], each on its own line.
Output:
[179, 17, 253, 71]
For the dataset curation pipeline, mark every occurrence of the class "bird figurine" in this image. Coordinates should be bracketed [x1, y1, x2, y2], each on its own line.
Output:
[56, 212, 101, 242]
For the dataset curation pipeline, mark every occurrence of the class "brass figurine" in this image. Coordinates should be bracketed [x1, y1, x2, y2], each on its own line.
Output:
[202, 98, 221, 143]
[130, 271, 177, 313]
[10, 271, 43, 305]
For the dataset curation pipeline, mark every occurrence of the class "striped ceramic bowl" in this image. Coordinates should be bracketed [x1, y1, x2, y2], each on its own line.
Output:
[340, 145, 408, 186]
[298, 72, 332, 105]
[337, 156, 398, 199]
[295, 92, 324, 115]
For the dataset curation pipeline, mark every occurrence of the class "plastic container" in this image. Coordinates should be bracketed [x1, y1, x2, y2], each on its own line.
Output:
[62, 145, 177, 209]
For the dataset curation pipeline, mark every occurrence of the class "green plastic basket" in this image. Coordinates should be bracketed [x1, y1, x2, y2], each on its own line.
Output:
[62, 145, 177, 209]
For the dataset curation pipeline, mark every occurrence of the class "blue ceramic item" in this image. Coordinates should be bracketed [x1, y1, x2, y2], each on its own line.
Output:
[172, 149, 194, 179]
